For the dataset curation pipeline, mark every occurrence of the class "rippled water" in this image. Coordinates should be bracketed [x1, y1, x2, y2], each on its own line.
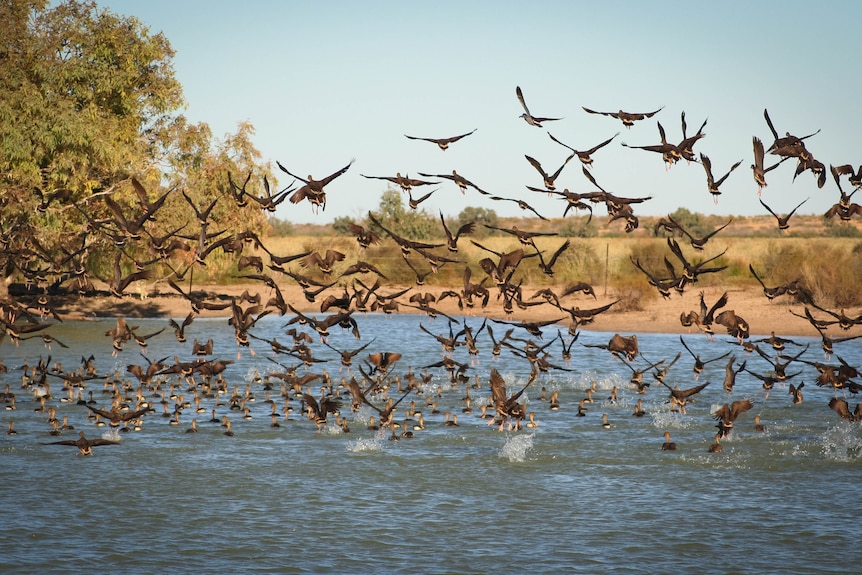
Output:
[1, 313, 860, 574]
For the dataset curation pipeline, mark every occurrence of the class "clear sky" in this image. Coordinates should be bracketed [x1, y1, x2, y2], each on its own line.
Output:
[100, 0, 860, 225]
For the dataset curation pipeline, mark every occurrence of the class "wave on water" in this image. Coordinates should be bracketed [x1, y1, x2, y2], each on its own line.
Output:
[819, 423, 862, 461]
[498, 433, 534, 463]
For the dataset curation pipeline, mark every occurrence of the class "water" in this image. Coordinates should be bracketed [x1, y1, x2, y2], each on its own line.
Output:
[1, 313, 860, 574]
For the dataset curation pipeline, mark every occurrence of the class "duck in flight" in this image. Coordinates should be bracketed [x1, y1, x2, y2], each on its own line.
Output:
[759, 197, 808, 230]
[43, 431, 120, 456]
[582, 105, 664, 128]
[276, 159, 354, 213]
[404, 129, 477, 151]
[516, 86, 563, 127]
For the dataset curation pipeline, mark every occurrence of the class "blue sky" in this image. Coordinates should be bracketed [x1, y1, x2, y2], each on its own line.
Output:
[102, 1, 860, 224]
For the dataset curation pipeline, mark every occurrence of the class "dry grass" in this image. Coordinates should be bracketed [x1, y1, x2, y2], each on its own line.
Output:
[241, 232, 862, 308]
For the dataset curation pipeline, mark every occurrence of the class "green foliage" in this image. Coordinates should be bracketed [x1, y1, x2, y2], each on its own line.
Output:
[0, 0, 183, 195]
[369, 188, 437, 240]
[559, 217, 598, 238]
[0, 0, 275, 293]
[667, 207, 710, 237]
[331, 216, 356, 236]
[822, 218, 862, 237]
[454, 206, 498, 238]
[267, 216, 294, 236]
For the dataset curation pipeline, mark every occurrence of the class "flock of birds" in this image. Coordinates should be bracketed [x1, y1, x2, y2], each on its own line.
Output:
[3, 86, 862, 456]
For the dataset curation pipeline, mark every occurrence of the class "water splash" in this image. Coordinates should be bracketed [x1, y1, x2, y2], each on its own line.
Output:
[650, 409, 693, 430]
[101, 430, 122, 442]
[819, 423, 862, 461]
[498, 433, 534, 463]
[244, 367, 263, 384]
[346, 437, 383, 453]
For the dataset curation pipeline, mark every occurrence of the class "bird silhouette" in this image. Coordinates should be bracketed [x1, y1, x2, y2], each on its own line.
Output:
[582, 105, 664, 128]
[404, 129, 476, 150]
[759, 197, 808, 230]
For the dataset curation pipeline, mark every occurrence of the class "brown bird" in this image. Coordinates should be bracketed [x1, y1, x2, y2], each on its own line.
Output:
[488, 368, 535, 430]
[666, 237, 728, 291]
[419, 169, 489, 196]
[516, 85, 563, 127]
[346, 222, 382, 249]
[367, 351, 403, 376]
[440, 212, 476, 253]
[621, 121, 681, 168]
[300, 249, 346, 277]
[560, 281, 597, 299]
[339, 261, 387, 280]
[748, 264, 788, 301]
[553, 299, 619, 327]
[763, 108, 820, 157]
[105, 252, 153, 298]
[524, 153, 574, 191]
[712, 399, 754, 437]
[85, 403, 151, 428]
[630, 256, 679, 299]
[168, 312, 196, 343]
[301, 393, 341, 432]
[676, 111, 707, 162]
[483, 224, 558, 248]
[583, 334, 639, 361]
[471, 241, 538, 285]
[789, 382, 805, 404]
[548, 131, 618, 168]
[490, 317, 566, 340]
[751, 136, 786, 193]
[661, 431, 677, 451]
[831, 163, 862, 189]
[829, 397, 861, 422]
[192, 338, 214, 356]
[708, 433, 723, 453]
[360, 172, 438, 193]
[759, 197, 808, 230]
[715, 310, 750, 342]
[402, 256, 436, 286]
[681, 218, 733, 251]
[659, 379, 712, 414]
[679, 335, 731, 377]
[407, 187, 438, 210]
[582, 105, 664, 128]
[722, 356, 746, 393]
[276, 159, 354, 212]
[43, 430, 120, 456]
[367, 212, 444, 256]
[245, 175, 293, 212]
[404, 129, 476, 150]
[535, 239, 571, 276]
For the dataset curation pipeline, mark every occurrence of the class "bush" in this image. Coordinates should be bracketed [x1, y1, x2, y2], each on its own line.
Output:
[267, 216, 294, 236]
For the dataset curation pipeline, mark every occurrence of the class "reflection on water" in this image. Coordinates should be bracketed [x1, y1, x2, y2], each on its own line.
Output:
[1, 313, 860, 574]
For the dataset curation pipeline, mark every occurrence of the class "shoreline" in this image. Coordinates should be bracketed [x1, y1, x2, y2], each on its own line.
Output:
[25, 281, 862, 339]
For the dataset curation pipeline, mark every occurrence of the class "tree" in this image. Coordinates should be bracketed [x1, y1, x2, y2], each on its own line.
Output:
[0, 1, 274, 298]
[454, 206, 498, 238]
[331, 215, 357, 236]
[368, 188, 437, 240]
[667, 207, 708, 238]
[1, 0, 182, 194]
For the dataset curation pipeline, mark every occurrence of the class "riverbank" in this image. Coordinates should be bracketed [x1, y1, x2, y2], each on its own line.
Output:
[32, 281, 862, 339]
